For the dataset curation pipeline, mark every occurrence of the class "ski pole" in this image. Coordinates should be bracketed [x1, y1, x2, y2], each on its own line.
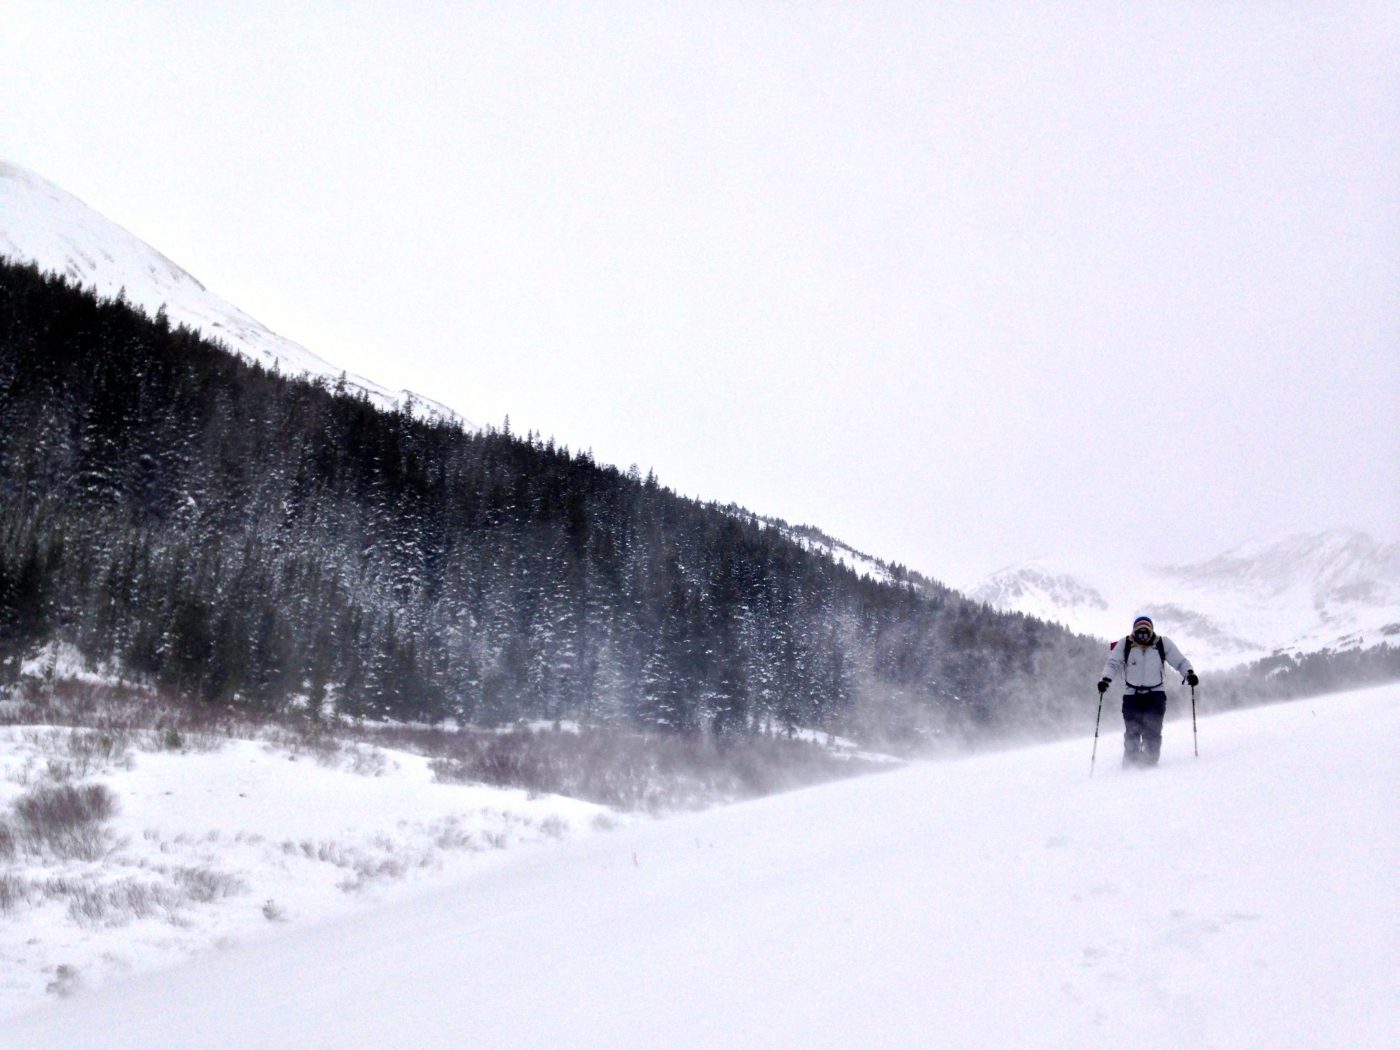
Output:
[1090, 690, 1105, 777]
[1191, 683, 1199, 758]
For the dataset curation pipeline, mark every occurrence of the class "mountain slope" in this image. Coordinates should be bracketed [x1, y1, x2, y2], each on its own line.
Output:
[5, 684, 1394, 1049]
[2, 260, 1096, 740]
[0, 161, 465, 425]
[972, 529, 1400, 669]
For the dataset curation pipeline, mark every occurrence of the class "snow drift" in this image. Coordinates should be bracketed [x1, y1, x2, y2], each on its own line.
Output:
[4, 685, 1394, 1049]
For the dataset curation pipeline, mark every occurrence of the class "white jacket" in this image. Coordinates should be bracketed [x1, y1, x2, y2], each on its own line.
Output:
[1101, 634, 1193, 692]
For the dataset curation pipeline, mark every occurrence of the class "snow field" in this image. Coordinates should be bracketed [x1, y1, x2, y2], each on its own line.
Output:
[5, 685, 1394, 1049]
[0, 726, 616, 1017]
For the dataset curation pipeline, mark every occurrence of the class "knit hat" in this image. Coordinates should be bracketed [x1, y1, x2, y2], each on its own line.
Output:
[1132, 615, 1154, 637]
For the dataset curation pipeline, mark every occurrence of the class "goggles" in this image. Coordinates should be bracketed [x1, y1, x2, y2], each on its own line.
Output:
[1133, 627, 1153, 642]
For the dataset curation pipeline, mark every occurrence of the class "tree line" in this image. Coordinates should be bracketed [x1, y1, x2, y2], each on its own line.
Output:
[0, 259, 1119, 744]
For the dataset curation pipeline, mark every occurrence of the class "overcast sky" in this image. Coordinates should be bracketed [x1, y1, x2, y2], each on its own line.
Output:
[3, 2, 1397, 587]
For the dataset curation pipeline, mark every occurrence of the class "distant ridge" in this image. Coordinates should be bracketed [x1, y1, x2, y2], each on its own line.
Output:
[0, 160, 469, 427]
[971, 529, 1400, 669]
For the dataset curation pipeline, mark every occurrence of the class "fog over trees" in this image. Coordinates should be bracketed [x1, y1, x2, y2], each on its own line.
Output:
[4, 261, 1383, 746]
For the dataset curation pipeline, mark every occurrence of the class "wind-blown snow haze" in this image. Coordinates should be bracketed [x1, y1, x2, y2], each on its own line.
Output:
[1, 8, 1396, 1046]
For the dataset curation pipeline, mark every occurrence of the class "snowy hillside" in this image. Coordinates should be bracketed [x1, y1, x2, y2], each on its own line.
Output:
[757, 517, 907, 588]
[0, 161, 467, 425]
[971, 529, 1400, 669]
[4, 684, 1395, 1049]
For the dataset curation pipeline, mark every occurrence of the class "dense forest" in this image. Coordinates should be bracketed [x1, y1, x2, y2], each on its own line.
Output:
[0, 259, 1123, 744]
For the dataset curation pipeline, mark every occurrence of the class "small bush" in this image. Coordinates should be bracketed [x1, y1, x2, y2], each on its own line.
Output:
[0, 820, 15, 860]
[433, 822, 477, 851]
[65, 879, 176, 927]
[427, 725, 887, 813]
[13, 783, 118, 859]
[344, 746, 390, 777]
[66, 729, 133, 776]
[173, 866, 244, 903]
[540, 815, 569, 839]
[15, 782, 117, 829]
[262, 724, 342, 766]
[0, 872, 30, 914]
[46, 964, 80, 999]
[42, 758, 77, 783]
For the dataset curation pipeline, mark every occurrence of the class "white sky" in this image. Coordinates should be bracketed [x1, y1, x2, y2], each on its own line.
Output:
[3, 2, 1397, 587]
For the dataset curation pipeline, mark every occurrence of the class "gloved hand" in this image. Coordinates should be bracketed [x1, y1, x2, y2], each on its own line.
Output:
[1097, 678, 1110, 694]
[1186, 672, 1199, 687]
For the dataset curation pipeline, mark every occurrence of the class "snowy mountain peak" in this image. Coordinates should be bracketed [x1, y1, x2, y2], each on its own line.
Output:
[0, 161, 470, 427]
[1156, 528, 1400, 603]
[971, 560, 1110, 615]
[971, 530, 1400, 669]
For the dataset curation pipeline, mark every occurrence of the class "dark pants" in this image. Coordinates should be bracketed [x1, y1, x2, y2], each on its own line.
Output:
[1122, 691, 1167, 767]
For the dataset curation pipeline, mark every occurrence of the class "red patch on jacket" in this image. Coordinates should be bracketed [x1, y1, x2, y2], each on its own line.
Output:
[1108, 640, 1119, 650]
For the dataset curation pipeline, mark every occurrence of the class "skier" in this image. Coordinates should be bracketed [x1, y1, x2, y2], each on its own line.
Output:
[1097, 615, 1198, 768]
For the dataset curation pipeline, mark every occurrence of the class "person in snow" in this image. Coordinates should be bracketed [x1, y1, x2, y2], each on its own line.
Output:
[1097, 615, 1198, 768]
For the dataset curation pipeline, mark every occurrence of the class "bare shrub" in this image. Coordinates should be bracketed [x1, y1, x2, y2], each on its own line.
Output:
[66, 729, 134, 776]
[13, 782, 118, 860]
[4, 675, 236, 754]
[274, 835, 422, 892]
[15, 679, 143, 730]
[12, 727, 133, 784]
[262, 723, 342, 766]
[2, 864, 242, 928]
[7, 754, 42, 787]
[0, 872, 32, 914]
[46, 964, 81, 998]
[42, 758, 76, 783]
[322, 846, 411, 893]
[15, 782, 117, 828]
[433, 822, 478, 851]
[429, 725, 889, 813]
[65, 879, 177, 927]
[143, 721, 225, 754]
[0, 820, 15, 859]
[173, 866, 245, 903]
[262, 898, 286, 922]
[344, 745, 390, 777]
[540, 815, 569, 839]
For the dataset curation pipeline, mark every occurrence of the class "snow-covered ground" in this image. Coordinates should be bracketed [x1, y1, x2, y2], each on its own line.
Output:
[0, 727, 615, 1018]
[4, 684, 1393, 1049]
